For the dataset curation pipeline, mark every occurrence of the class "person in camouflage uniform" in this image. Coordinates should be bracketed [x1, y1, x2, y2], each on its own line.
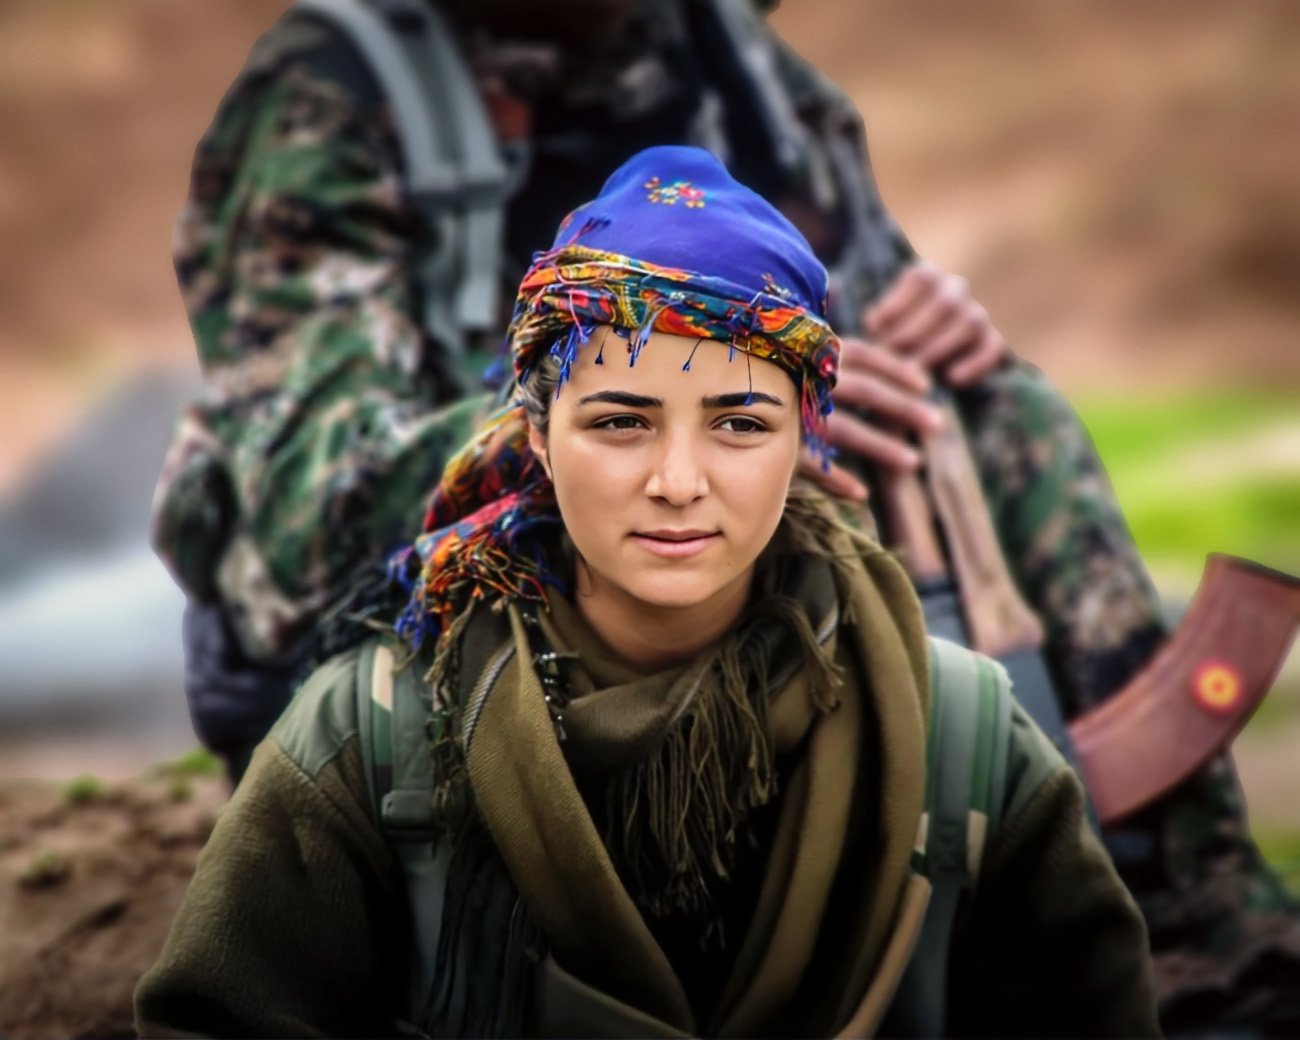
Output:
[151, 0, 1300, 1030]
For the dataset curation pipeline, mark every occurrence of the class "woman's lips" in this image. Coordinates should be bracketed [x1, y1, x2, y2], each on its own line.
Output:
[630, 531, 721, 559]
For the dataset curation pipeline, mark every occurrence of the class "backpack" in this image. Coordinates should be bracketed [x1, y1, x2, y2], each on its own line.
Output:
[289, 0, 898, 354]
[353, 634, 1014, 1037]
[157, 0, 903, 686]
[292, 0, 511, 375]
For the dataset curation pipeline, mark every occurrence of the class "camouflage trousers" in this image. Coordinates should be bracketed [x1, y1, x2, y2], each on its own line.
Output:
[1137, 758, 1300, 1034]
[957, 361, 1300, 1033]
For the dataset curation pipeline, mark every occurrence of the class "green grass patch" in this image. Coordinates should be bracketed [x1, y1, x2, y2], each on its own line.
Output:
[147, 746, 224, 782]
[1078, 388, 1297, 468]
[1253, 826, 1300, 900]
[1118, 479, 1300, 570]
[1075, 387, 1300, 581]
[61, 773, 106, 806]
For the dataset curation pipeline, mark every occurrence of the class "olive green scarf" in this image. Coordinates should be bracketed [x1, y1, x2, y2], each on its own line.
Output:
[456, 491, 932, 1035]
[539, 536, 843, 926]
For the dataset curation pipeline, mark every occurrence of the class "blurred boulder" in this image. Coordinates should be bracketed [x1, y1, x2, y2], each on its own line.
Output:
[0, 366, 199, 582]
[0, 367, 199, 754]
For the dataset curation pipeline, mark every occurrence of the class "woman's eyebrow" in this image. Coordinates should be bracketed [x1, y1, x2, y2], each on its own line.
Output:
[701, 391, 785, 408]
[575, 390, 662, 408]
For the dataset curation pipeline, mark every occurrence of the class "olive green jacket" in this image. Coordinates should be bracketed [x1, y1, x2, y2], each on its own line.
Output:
[137, 632, 1157, 1038]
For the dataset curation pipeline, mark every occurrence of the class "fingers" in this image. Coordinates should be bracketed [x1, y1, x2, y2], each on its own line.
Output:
[864, 259, 944, 337]
[833, 336, 943, 436]
[875, 268, 970, 356]
[797, 451, 870, 501]
[833, 368, 944, 435]
[838, 336, 931, 395]
[945, 323, 1006, 386]
[862, 260, 1008, 383]
[913, 302, 984, 369]
[825, 410, 921, 471]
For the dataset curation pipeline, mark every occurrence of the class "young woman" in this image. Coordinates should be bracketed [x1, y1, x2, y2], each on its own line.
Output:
[137, 146, 1157, 1037]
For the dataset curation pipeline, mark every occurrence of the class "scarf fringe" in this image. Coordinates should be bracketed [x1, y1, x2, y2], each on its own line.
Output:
[603, 591, 844, 929]
[427, 605, 475, 833]
[412, 482, 866, 922]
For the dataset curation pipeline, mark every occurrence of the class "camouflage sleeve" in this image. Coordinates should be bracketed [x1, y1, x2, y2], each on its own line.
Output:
[768, 14, 1162, 717]
[955, 358, 1168, 717]
[160, 17, 487, 659]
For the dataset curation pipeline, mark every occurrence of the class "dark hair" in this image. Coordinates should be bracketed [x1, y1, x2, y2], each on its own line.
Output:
[516, 350, 563, 437]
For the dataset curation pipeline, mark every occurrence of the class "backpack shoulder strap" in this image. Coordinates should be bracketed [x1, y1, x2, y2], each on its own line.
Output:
[883, 636, 1014, 1036]
[290, 0, 509, 365]
[354, 627, 519, 1028]
[354, 639, 450, 1024]
[922, 635, 1014, 886]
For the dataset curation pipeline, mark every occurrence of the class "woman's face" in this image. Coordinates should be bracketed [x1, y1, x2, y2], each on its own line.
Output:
[529, 328, 801, 618]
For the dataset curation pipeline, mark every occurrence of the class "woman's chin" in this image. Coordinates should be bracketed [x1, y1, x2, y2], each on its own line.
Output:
[612, 568, 752, 617]
[619, 581, 718, 614]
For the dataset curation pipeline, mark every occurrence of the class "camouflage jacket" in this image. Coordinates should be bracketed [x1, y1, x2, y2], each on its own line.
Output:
[154, 4, 1165, 710]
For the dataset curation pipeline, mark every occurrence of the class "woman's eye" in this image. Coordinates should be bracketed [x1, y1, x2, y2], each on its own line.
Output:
[717, 415, 767, 435]
[593, 414, 646, 431]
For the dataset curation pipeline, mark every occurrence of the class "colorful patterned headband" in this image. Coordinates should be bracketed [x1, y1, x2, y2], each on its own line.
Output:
[508, 244, 839, 456]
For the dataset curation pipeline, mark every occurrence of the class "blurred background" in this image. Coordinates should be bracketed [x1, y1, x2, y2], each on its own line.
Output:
[0, 1, 1296, 862]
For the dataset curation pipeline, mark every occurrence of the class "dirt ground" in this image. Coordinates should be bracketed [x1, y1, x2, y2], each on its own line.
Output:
[0, 768, 226, 1038]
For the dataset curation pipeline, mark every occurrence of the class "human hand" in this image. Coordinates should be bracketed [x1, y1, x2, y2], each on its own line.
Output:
[798, 260, 1006, 501]
[864, 259, 1006, 387]
[797, 336, 944, 501]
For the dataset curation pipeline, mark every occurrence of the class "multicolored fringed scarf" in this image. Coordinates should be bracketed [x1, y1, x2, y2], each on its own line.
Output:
[388, 404, 559, 652]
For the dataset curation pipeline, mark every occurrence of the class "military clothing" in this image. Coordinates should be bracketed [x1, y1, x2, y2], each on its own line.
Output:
[151, 2, 1300, 1029]
[157, 5, 1164, 710]
[137, 519, 1157, 1037]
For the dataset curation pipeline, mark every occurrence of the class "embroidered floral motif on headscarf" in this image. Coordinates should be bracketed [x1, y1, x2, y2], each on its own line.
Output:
[644, 176, 709, 207]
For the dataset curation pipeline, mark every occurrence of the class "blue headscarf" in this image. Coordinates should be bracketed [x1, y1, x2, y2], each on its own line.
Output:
[510, 145, 839, 442]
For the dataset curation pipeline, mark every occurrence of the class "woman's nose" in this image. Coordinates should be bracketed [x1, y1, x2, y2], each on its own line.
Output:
[644, 430, 709, 506]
